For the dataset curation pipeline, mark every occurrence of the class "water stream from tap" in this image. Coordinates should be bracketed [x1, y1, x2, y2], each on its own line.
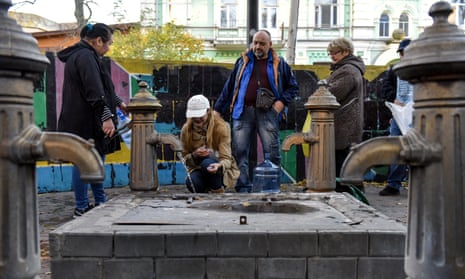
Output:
[176, 152, 196, 194]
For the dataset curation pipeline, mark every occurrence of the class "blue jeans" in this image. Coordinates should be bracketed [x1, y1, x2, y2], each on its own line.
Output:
[72, 155, 106, 210]
[186, 157, 223, 193]
[232, 106, 281, 192]
[387, 119, 408, 190]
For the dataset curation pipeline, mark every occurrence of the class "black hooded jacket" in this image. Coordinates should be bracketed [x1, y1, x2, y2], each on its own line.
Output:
[57, 40, 120, 155]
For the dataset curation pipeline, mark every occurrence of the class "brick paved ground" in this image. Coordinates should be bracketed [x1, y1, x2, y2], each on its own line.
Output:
[37, 183, 408, 279]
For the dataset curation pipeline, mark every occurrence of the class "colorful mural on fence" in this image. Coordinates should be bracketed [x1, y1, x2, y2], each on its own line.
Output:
[35, 54, 389, 193]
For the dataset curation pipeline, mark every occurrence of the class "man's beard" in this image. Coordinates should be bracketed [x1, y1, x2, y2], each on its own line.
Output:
[254, 50, 265, 59]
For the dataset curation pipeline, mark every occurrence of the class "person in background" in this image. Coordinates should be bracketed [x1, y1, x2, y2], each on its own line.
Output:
[214, 29, 299, 193]
[379, 38, 413, 196]
[57, 23, 128, 217]
[180, 94, 240, 193]
[326, 37, 366, 193]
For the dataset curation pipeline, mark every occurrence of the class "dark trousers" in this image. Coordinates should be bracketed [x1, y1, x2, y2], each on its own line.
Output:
[186, 157, 223, 193]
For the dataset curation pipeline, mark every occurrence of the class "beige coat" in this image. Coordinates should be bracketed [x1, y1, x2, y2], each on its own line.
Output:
[180, 113, 239, 188]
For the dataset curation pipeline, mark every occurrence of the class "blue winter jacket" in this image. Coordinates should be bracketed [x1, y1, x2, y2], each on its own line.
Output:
[214, 48, 298, 120]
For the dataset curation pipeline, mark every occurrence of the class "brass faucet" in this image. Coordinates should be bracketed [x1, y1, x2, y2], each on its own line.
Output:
[127, 81, 182, 190]
[2, 125, 104, 182]
[282, 80, 339, 192]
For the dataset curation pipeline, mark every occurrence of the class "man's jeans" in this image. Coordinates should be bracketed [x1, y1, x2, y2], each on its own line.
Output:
[72, 155, 106, 210]
[387, 119, 408, 190]
[232, 106, 281, 192]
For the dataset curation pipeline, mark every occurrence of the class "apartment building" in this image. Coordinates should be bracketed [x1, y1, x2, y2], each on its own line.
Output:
[139, 0, 465, 65]
[12, 0, 465, 65]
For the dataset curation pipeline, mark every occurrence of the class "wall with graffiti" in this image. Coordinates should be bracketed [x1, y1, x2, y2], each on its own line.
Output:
[34, 53, 390, 193]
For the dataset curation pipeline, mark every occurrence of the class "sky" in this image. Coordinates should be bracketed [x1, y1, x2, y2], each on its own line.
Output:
[10, 0, 141, 24]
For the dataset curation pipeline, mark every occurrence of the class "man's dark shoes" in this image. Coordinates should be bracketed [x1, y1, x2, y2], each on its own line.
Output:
[379, 186, 400, 196]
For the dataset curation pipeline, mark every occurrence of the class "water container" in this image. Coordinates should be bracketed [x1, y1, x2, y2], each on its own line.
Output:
[116, 108, 132, 148]
[252, 153, 281, 193]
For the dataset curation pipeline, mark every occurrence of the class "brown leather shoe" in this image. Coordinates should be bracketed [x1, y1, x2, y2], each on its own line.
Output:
[209, 187, 225, 194]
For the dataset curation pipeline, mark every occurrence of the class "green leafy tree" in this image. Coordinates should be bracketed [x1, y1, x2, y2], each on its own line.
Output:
[108, 22, 209, 62]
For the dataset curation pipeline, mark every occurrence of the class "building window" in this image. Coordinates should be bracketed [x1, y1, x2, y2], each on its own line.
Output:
[315, 0, 337, 28]
[261, 0, 277, 29]
[379, 13, 389, 37]
[399, 13, 409, 36]
[452, 0, 465, 27]
[221, 0, 237, 28]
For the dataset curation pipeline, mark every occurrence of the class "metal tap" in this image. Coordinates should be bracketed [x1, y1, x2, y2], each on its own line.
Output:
[282, 80, 339, 191]
[127, 81, 182, 191]
[0, 1, 104, 278]
[340, 2, 465, 278]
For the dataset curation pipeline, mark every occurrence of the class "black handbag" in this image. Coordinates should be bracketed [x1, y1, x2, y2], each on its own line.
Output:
[256, 87, 276, 110]
[254, 61, 275, 110]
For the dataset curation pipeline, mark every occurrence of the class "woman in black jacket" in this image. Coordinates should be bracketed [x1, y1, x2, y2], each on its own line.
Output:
[57, 23, 127, 217]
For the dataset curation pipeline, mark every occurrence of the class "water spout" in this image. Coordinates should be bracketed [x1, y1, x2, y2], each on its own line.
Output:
[3, 125, 104, 183]
[339, 136, 403, 184]
[282, 132, 319, 151]
[147, 132, 183, 152]
[340, 130, 442, 185]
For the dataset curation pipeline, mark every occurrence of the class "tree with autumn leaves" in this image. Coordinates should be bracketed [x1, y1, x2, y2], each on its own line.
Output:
[108, 22, 209, 61]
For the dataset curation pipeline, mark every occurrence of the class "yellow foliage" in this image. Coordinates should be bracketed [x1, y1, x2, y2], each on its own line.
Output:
[108, 22, 210, 62]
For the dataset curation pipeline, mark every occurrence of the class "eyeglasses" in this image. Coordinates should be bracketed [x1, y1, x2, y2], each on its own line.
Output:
[328, 51, 341, 56]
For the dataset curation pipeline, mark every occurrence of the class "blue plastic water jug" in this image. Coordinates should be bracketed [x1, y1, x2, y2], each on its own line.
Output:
[253, 153, 281, 193]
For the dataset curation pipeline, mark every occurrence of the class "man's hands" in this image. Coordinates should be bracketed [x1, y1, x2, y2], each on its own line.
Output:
[272, 100, 284, 113]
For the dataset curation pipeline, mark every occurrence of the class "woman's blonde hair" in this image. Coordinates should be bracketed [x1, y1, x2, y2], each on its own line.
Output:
[184, 109, 216, 148]
[327, 37, 354, 55]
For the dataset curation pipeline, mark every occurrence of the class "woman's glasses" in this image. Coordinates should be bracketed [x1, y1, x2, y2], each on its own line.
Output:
[328, 51, 341, 56]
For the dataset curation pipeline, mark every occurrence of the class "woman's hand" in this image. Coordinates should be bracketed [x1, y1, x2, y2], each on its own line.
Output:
[206, 163, 221, 173]
[102, 118, 115, 137]
[119, 102, 129, 115]
[193, 146, 210, 158]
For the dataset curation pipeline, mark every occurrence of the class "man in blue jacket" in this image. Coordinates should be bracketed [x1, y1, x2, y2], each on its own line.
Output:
[214, 30, 299, 193]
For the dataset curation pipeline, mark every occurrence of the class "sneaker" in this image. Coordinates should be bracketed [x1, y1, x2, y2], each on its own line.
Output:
[73, 204, 95, 218]
[379, 186, 400, 196]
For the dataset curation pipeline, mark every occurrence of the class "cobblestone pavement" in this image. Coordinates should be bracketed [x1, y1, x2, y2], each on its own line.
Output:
[37, 183, 408, 279]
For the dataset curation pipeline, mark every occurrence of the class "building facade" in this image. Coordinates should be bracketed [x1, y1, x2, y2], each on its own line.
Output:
[139, 0, 461, 65]
[12, 0, 465, 65]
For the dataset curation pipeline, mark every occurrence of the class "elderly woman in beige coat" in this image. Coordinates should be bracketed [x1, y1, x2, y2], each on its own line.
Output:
[326, 37, 366, 193]
[180, 95, 240, 193]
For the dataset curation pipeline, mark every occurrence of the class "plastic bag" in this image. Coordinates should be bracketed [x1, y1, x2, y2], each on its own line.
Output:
[116, 109, 132, 148]
[385, 101, 414, 135]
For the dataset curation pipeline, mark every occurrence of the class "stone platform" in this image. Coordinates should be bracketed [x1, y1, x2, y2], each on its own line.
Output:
[49, 191, 406, 279]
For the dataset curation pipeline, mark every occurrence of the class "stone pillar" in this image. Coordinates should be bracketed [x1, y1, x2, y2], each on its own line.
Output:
[282, 80, 340, 192]
[0, 1, 48, 278]
[126, 82, 162, 191]
[304, 81, 340, 191]
[394, 2, 465, 278]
